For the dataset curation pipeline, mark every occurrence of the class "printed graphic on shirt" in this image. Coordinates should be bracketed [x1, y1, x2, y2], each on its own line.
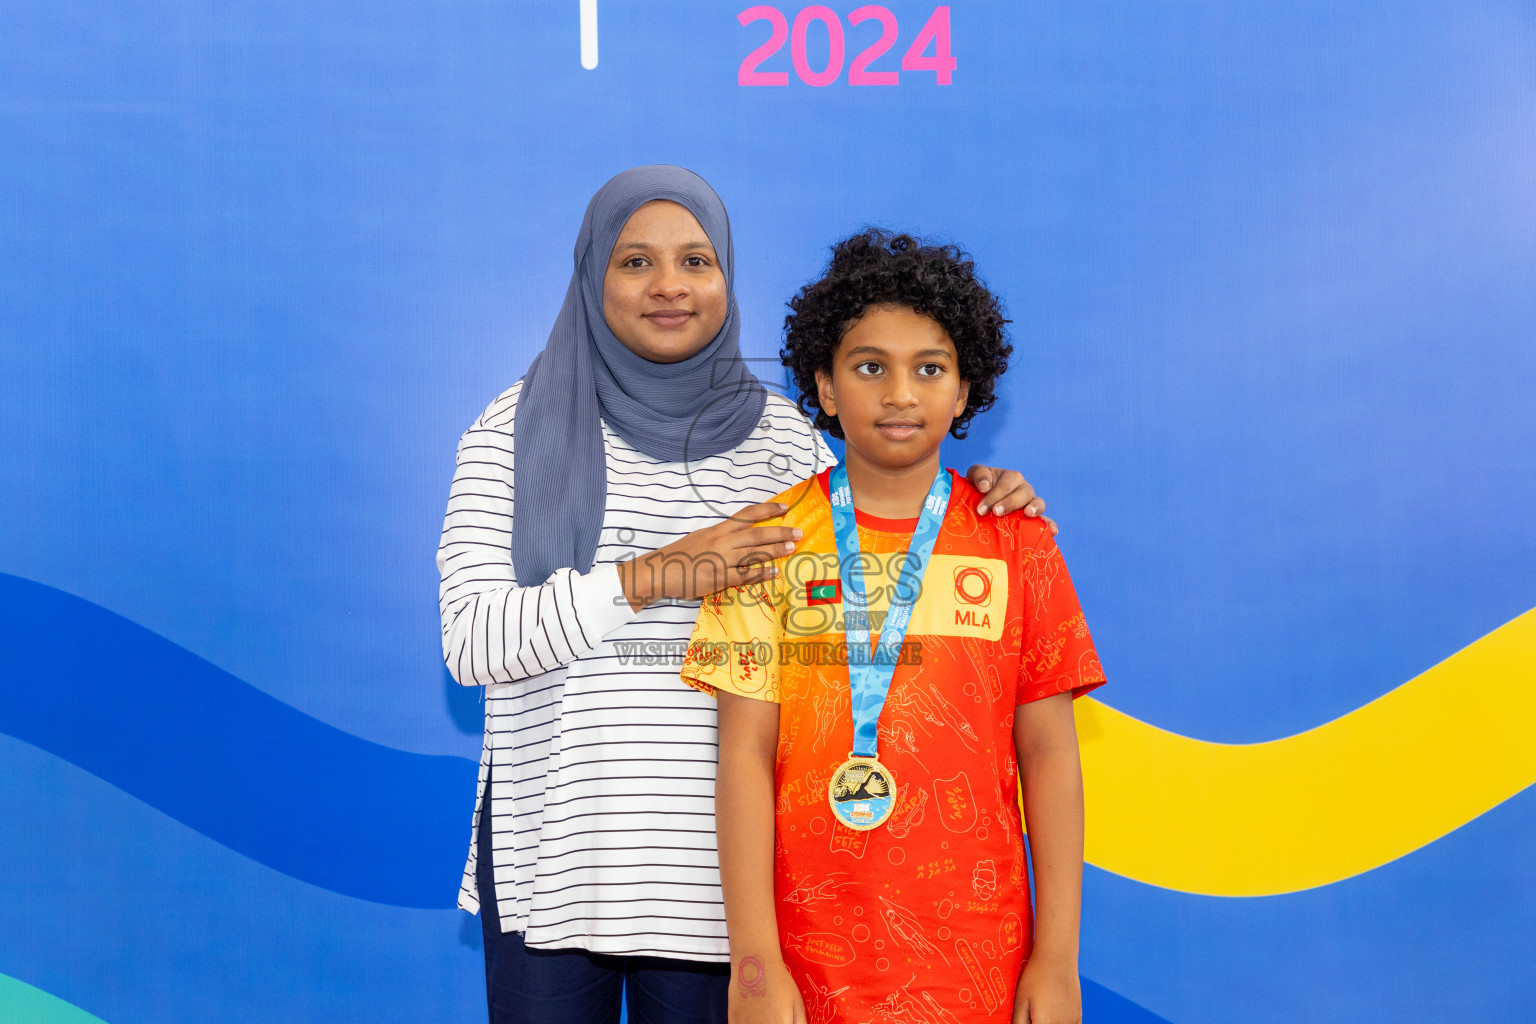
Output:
[711, 551, 1009, 647]
[805, 579, 841, 606]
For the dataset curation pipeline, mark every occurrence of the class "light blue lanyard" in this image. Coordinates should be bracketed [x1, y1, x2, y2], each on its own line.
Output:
[828, 463, 952, 759]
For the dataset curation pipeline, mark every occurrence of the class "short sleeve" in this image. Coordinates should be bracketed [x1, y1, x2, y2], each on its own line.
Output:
[681, 581, 784, 703]
[1017, 530, 1106, 705]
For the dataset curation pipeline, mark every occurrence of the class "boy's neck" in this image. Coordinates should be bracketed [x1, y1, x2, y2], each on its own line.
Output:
[841, 446, 945, 521]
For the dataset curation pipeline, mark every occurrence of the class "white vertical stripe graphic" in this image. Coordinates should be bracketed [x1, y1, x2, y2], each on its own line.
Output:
[580, 0, 598, 69]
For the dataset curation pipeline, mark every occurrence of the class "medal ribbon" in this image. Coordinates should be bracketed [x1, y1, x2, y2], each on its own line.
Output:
[828, 463, 952, 760]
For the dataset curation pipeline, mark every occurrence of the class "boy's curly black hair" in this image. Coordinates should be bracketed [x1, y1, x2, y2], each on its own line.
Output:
[781, 228, 1012, 440]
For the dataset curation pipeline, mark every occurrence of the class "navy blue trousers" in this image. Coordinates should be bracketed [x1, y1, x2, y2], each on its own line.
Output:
[476, 789, 730, 1024]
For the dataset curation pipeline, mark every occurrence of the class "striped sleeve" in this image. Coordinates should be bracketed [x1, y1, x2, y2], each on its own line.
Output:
[437, 385, 639, 687]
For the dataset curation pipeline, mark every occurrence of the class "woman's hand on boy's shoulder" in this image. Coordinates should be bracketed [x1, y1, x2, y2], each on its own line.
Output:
[619, 501, 802, 611]
[1013, 955, 1082, 1024]
[729, 954, 806, 1024]
[966, 466, 1059, 535]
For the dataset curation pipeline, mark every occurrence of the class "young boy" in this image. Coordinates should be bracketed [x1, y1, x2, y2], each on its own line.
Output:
[681, 230, 1105, 1024]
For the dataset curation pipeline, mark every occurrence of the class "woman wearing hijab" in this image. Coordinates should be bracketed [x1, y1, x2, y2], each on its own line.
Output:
[436, 166, 1048, 1024]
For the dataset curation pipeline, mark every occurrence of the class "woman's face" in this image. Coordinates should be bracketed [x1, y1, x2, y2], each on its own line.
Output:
[602, 200, 729, 364]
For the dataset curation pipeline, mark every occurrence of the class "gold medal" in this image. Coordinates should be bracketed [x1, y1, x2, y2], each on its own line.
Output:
[827, 756, 898, 830]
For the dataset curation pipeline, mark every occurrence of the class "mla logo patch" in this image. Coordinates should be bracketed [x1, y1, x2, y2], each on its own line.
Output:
[806, 579, 842, 606]
[954, 566, 993, 605]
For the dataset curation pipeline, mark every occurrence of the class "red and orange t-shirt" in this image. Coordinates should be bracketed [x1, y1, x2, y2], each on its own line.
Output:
[682, 469, 1105, 1023]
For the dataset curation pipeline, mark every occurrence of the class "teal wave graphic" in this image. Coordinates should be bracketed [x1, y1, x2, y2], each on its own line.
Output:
[0, 972, 110, 1024]
[0, 573, 476, 908]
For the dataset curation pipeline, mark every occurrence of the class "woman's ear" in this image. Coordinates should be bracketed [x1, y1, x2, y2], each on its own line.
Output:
[815, 368, 838, 419]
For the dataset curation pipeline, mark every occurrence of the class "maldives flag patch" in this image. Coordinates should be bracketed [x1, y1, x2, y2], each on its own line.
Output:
[806, 579, 842, 606]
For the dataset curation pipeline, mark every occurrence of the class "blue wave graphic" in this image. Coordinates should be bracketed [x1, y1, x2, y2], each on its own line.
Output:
[1083, 980, 1174, 1023]
[0, 734, 484, 1024]
[1, 733, 1172, 1024]
[0, 573, 476, 908]
[0, 574, 1179, 1023]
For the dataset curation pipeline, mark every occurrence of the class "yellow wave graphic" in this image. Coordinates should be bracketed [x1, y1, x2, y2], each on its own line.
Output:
[1073, 607, 1536, 896]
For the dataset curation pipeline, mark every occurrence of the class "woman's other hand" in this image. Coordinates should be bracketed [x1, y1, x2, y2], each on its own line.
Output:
[618, 502, 802, 611]
[966, 465, 1058, 535]
[729, 955, 806, 1024]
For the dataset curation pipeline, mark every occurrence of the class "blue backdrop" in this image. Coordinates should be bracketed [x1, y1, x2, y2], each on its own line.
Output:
[2, 1, 1533, 1021]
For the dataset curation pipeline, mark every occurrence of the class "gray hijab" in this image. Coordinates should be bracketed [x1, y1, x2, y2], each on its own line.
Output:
[512, 165, 767, 586]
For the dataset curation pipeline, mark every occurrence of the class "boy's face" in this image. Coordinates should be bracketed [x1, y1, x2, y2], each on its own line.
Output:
[814, 305, 970, 471]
